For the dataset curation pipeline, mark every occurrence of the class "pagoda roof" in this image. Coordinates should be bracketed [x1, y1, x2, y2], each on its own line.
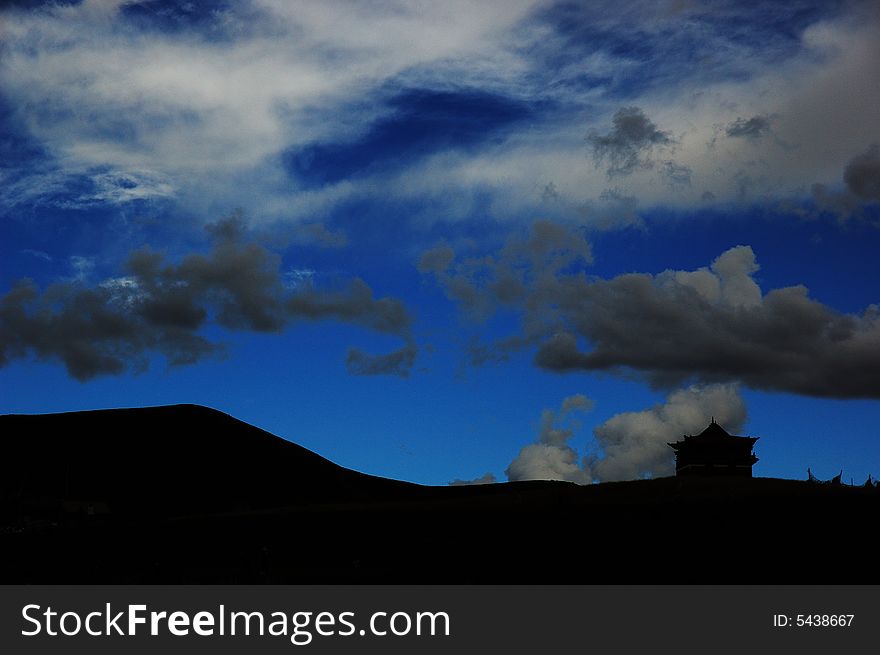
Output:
[695, 420, 734, 439]
[667, 419, 758, 449]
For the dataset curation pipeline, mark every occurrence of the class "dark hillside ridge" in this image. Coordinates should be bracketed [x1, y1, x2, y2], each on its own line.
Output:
[0, 404, 416, 516]
[1, 405, 877, 583]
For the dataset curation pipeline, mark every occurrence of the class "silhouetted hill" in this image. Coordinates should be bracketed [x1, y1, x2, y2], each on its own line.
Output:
[1, 405, 877, 583]
[0, 404, 416, 516]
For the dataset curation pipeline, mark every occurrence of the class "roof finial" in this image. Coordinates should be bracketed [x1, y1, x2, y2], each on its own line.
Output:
[711, 416, 715, 424]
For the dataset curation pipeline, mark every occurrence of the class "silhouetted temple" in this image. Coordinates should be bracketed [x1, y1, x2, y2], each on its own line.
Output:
[668, 419, 759, 477]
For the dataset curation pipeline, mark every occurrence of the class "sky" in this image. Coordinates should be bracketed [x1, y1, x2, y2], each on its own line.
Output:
[1, 0, 879, 486]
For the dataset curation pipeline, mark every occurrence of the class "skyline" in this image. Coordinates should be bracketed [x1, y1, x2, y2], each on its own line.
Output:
[2, 0, 879, 486]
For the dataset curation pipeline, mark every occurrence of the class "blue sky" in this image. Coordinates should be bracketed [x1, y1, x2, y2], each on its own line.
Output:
[2, 0, 879, 486]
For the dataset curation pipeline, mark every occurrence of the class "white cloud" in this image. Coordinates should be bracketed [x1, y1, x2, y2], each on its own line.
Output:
[590, 384, 747, 482]
[666, 245, 761, 308]
[503, 385, 747, 484]
[2, 1, 878, 224]
[505, 394, 594, 484]
[384, 3, 880, 218]
[0, 0, 538, 219]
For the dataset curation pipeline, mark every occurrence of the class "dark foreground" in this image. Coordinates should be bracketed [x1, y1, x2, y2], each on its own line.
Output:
[1, 405, 877, 583]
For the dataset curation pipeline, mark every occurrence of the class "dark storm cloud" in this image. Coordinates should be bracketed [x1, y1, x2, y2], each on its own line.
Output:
[586, 107, 672, 177]
[127, 232, 286, 333]
[0, 278, 220, 380]
[843, 143, 880, 201]
[0, 218, 413, 380]
[535, 262, 880, 399]
[807, 144, 880, 220]
[286, 279, 410, 336]
[724, 114, 773, 140]
[421, 233, 880, 399]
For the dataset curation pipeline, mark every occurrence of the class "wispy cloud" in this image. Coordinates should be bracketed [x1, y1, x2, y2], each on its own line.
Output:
[21, 249, 52, 262]
[2, 1, 878, 226]
[0, 0, 537, 219]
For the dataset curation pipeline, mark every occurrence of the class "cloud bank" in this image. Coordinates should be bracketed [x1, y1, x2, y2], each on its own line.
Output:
[0, 217, 414, 380]
[422, 225, 880, 399]
[502, 384, 746, 483]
